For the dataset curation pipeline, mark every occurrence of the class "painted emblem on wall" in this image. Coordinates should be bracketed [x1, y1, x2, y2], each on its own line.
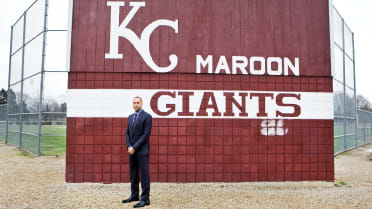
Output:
[105, 1, 179, 73]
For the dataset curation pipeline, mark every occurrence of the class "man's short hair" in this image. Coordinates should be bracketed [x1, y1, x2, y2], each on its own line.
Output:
[133, 96, 143, 102]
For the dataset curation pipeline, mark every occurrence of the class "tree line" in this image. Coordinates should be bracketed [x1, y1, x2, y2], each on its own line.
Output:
[0, 88, 67, 122]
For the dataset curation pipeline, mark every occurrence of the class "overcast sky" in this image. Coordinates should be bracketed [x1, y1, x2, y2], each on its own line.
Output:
[0, 0, 371, 102]
[0, 0, 36, 90]
[333, 0, 372, 102]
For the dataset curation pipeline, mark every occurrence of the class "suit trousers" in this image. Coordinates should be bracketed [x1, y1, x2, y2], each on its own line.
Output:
[129, 153, 150, 202]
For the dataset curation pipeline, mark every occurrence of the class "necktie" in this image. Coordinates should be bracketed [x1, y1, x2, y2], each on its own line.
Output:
[133, 114, 137, 123]
[132, 114, 137, 130]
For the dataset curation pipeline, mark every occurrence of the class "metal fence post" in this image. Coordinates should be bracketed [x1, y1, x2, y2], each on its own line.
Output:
[352, 32, 357, 147]
[364, 125, 366, 145]
[19, 12, 27, 148]
[341, 18, 347, 150]
[37, 0, 49, 156]
[370, 124, 372, 143]
[5, 26, 14, 144]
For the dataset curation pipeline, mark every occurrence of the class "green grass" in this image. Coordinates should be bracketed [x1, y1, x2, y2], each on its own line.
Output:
[333, 121, 366, 153]
[17, 151, 29, 156]
[21, 125, 39, 134]
[334, 137, 345, 153]
[42, 125, 66, 135]
[7, 131, 20, 147]
[0, 134, 5, 142]
[334, 123, 345, 153]
[22, 134, 39, 154]
[334, 135, 358, 153]
[41, 125, 66, 156]
[334, 181, 350, 187]
[334, 123, 344, 137]
[5, 125, 66, 156]
[338, 151, 351, 156]
[41, 135, 66, 156]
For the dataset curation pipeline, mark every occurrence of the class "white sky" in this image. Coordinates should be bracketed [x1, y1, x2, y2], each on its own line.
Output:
[0, 0, 36, 90]
[333, 0, 372, 102]
[0, 0, 371, 102]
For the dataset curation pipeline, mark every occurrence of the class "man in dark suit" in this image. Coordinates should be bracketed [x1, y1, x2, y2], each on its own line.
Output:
[122, 97, 152, 208]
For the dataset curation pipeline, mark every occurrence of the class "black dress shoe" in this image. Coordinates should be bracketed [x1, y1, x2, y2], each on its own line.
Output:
[122, 196, 139, 203]
[133, 200, 150, 208]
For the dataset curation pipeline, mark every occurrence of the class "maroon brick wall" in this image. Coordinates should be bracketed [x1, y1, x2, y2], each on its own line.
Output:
[66, 116, 334, 183]
[66, 0, 334, 183]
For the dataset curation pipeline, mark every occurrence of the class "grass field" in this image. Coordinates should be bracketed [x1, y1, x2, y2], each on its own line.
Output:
[333, 123, 365, 153]
[5, 125, 66, 156]
[41, 125, 66, 156]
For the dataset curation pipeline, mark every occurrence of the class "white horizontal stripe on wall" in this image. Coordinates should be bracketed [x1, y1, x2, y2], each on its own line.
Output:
[66, 89, 334, 119]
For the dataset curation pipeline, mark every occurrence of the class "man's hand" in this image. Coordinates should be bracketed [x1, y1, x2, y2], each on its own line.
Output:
[128, 146, 135, 155]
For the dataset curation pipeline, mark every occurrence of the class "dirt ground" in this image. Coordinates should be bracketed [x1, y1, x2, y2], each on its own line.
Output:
[0, 142, 372, 209]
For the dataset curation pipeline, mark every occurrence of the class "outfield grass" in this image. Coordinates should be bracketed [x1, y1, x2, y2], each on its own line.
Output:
[5, 125, 66, 156]
[333, 122, 365, 153]
[334, 123, 344, 137]
[334, 123, 345, 153]
[6, 131, 20, 148]
[41, 125, 66, 156]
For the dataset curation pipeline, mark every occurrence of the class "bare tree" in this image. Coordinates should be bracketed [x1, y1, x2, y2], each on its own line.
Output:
[357, 94, 372, 112]
[333, 92, 344, 116]
[0, 88, 7, 105]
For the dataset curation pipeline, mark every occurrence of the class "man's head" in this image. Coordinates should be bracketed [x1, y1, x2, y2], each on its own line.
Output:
[133, 96, 143, 112]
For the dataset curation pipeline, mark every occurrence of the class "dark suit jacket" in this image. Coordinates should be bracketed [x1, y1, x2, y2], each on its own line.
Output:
[126, 110, 152, 155]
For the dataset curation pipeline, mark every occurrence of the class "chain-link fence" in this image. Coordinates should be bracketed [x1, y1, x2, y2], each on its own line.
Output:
[0, 104, 7, 142]
[331, 7, 360, 154]
[5, 0, 70, 156]
[357, 110, 372, 146]
[332, 7, 372, 153]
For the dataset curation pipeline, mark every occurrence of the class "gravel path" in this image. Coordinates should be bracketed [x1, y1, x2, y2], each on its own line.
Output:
[1, 142, 372, 209]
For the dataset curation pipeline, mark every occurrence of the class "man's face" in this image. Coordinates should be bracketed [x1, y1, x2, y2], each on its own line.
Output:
[133, 98, 143, 112]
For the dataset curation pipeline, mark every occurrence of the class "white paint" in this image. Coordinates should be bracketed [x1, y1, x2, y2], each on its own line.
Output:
[267, 57, 283, 76]
[196, 55, 300, 76]
[105, 1, 179, 73]
[66, 89, 334, 119]
[232, 56, 249, 74]
[284, 58, 300, 76]
[104, 1, 300, 76]
[260, 119, 288, 136]
[215, 56, 231, 74]
[196, 55, 213, 73]
[249, 57, 266, 75]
